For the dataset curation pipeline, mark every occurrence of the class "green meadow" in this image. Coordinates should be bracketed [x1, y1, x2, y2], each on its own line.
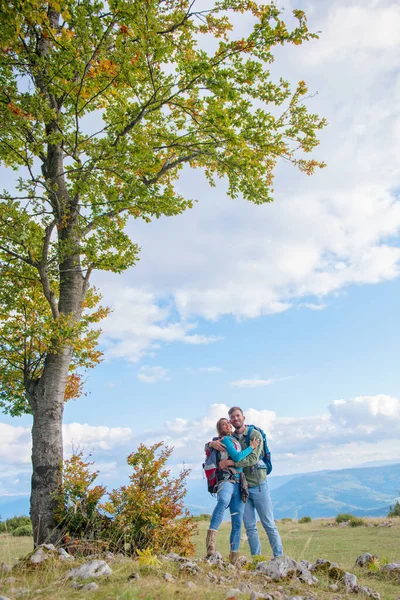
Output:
[0, 518, 399, 600]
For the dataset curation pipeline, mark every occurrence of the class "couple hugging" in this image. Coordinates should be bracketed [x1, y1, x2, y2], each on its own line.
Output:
[205, 406, 283, 564]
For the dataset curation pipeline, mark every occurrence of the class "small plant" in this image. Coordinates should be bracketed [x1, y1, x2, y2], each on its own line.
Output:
[387, 500, 400, 517]
[280, 517, 293, 523]
[299, 516, 312, 523]
[349, 516, 365, 527]
[244, 555, 269, 571]
[335, 513, 354, 523]
[136, 548, 161, 567]
[12, 523, 33, 537]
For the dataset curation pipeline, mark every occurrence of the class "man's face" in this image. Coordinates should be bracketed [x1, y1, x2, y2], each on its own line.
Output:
[229, 409, 245, 430]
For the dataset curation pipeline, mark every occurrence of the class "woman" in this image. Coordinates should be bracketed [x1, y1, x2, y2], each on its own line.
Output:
[206, 417, 259, 564]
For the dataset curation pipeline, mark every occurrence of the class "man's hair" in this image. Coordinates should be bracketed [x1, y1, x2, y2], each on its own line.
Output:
[228, 406, 244, 417]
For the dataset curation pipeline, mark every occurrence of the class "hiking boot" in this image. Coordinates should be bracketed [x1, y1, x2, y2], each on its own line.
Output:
[229, 551, 240, 566]
[206, 529, 217, 556]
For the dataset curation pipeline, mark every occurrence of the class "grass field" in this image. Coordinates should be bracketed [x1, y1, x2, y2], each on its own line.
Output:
[0, 518, 399, 599]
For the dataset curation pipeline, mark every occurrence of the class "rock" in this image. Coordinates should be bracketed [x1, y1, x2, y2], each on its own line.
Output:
[66, 560, 112, 580]
[0, 596, 10, 600]
[343, 572, 358, 592]
[298, 560, 313, 570]
[250, 593, 273, 600]
[297, 564, 318, 585]
[218, 576, 228, 584]
[163, 573, 176, 583]
[81, 582, 99, 591]
[41, 543, 55, 551]
[104, 551, 114, 561]
[30, 547, 49, 564]
[238, 582, 254, 593]
[381, 562, 400, 574]
[256, 557, 299, 581]
[186, 581, 197, 588]
[328, 584, 339, 591]
[355, 553, 376, 567]
[225, 589, 243, 598]
[8, 589, 29, 597]
[128, 572, 141, 581]
[58, 548, 75, 561]
[285, 597, 304, 600]
[163, 552, 183, 562]
[4, 577, 17, 584]
[208, 572, 218, 582]
[0, 563, 12, 574]
[71, 581, 99, 591]
[179, 561, 201, 574]
[226, 563, 235, 571]
[205, 551, 223, 565]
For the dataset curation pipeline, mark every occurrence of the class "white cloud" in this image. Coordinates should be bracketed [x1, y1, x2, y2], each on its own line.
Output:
[2, 393, 400, 492]
[186, 366, 222, 374]
[97, 286, 222, 362]
[88, 0, 400, 329]
[137, 365, 170, 384]
[230, 377, 290, 388]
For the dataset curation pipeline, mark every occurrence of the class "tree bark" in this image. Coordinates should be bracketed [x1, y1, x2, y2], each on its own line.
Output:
[30, 348, 72, 545]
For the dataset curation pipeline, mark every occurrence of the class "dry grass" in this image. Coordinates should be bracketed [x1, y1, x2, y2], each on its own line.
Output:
[0, 517, 399, 600]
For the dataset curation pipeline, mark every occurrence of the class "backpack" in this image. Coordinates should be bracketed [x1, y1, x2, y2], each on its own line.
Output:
[246, 425, 273, 475]
[203, 445, 221, 495]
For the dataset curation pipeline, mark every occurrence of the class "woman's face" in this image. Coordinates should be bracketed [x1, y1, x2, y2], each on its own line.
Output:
[219, 419, 232, 436]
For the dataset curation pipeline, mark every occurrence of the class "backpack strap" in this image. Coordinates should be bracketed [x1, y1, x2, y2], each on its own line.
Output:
[246, 425, 254, 448]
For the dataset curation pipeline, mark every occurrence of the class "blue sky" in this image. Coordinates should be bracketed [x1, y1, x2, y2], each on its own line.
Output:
[1, 0, 400, 497]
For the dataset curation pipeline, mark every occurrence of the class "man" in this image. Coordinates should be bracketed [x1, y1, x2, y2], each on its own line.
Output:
[210, 406, 283, 558]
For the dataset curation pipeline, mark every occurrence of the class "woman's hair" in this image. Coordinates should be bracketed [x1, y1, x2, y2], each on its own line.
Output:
[216, 418, 230, 437]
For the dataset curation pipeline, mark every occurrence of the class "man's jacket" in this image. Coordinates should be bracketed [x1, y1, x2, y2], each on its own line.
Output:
[233, 426, 267, 489]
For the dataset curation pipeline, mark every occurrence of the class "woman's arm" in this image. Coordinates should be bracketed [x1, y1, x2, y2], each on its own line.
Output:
[222, 436, 253, 462]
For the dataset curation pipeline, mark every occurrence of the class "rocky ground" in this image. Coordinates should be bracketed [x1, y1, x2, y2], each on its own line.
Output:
[0, 543, 399, 600]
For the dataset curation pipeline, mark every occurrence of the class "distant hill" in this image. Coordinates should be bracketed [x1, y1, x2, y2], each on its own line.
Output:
[184, 463, 400, 519]
[269, 463, 400, 519]
[1, 464, 399, 521]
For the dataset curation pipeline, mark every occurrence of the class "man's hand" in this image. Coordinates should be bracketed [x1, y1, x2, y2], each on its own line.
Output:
[219, 458, 234, 470]
[210, 440, 226, 452]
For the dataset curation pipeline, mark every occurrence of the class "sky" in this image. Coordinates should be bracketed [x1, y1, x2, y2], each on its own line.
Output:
[1, 0, 400, 499]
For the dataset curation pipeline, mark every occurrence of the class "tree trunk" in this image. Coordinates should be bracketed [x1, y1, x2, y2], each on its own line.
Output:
[30, 347, 72, 545]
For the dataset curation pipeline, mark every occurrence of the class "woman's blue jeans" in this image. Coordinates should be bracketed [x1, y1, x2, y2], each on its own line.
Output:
[209, 480, 244, 552]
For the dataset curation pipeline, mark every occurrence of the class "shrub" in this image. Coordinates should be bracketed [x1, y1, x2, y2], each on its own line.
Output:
[335, 513, 354, 523]
[54, 451, 107, 542]
[299, 516, 312, 523]
[56, 443, 197, 557]
[349, 516, 365, 527]
[387, 501, 400, 517]
[104, 442, 197, 556]
[280, 517, 292, 523]
[192, 513, 211, 522]
[12, 523, 33, 537]
[0, 515, 31, 533]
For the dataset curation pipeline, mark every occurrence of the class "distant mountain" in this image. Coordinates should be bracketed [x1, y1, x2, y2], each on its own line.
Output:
[271, 463, 400, 519]
[184, 464, 400, 519]
[2, 464, 399, 521]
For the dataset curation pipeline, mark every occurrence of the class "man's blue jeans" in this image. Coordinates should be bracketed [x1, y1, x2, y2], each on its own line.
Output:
[209, 480, 244, 551]
[243, 480, 283, 557]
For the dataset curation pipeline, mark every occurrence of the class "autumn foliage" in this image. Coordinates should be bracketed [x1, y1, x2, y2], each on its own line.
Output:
[55, 443, 197, 557]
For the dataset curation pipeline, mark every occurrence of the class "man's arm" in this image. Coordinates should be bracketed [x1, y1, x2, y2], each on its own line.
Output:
[234, 430, 263, 468]
[205, 439, 226, 453]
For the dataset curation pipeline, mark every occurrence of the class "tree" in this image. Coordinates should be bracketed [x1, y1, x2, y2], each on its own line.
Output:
[0, 0, 326, 544]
